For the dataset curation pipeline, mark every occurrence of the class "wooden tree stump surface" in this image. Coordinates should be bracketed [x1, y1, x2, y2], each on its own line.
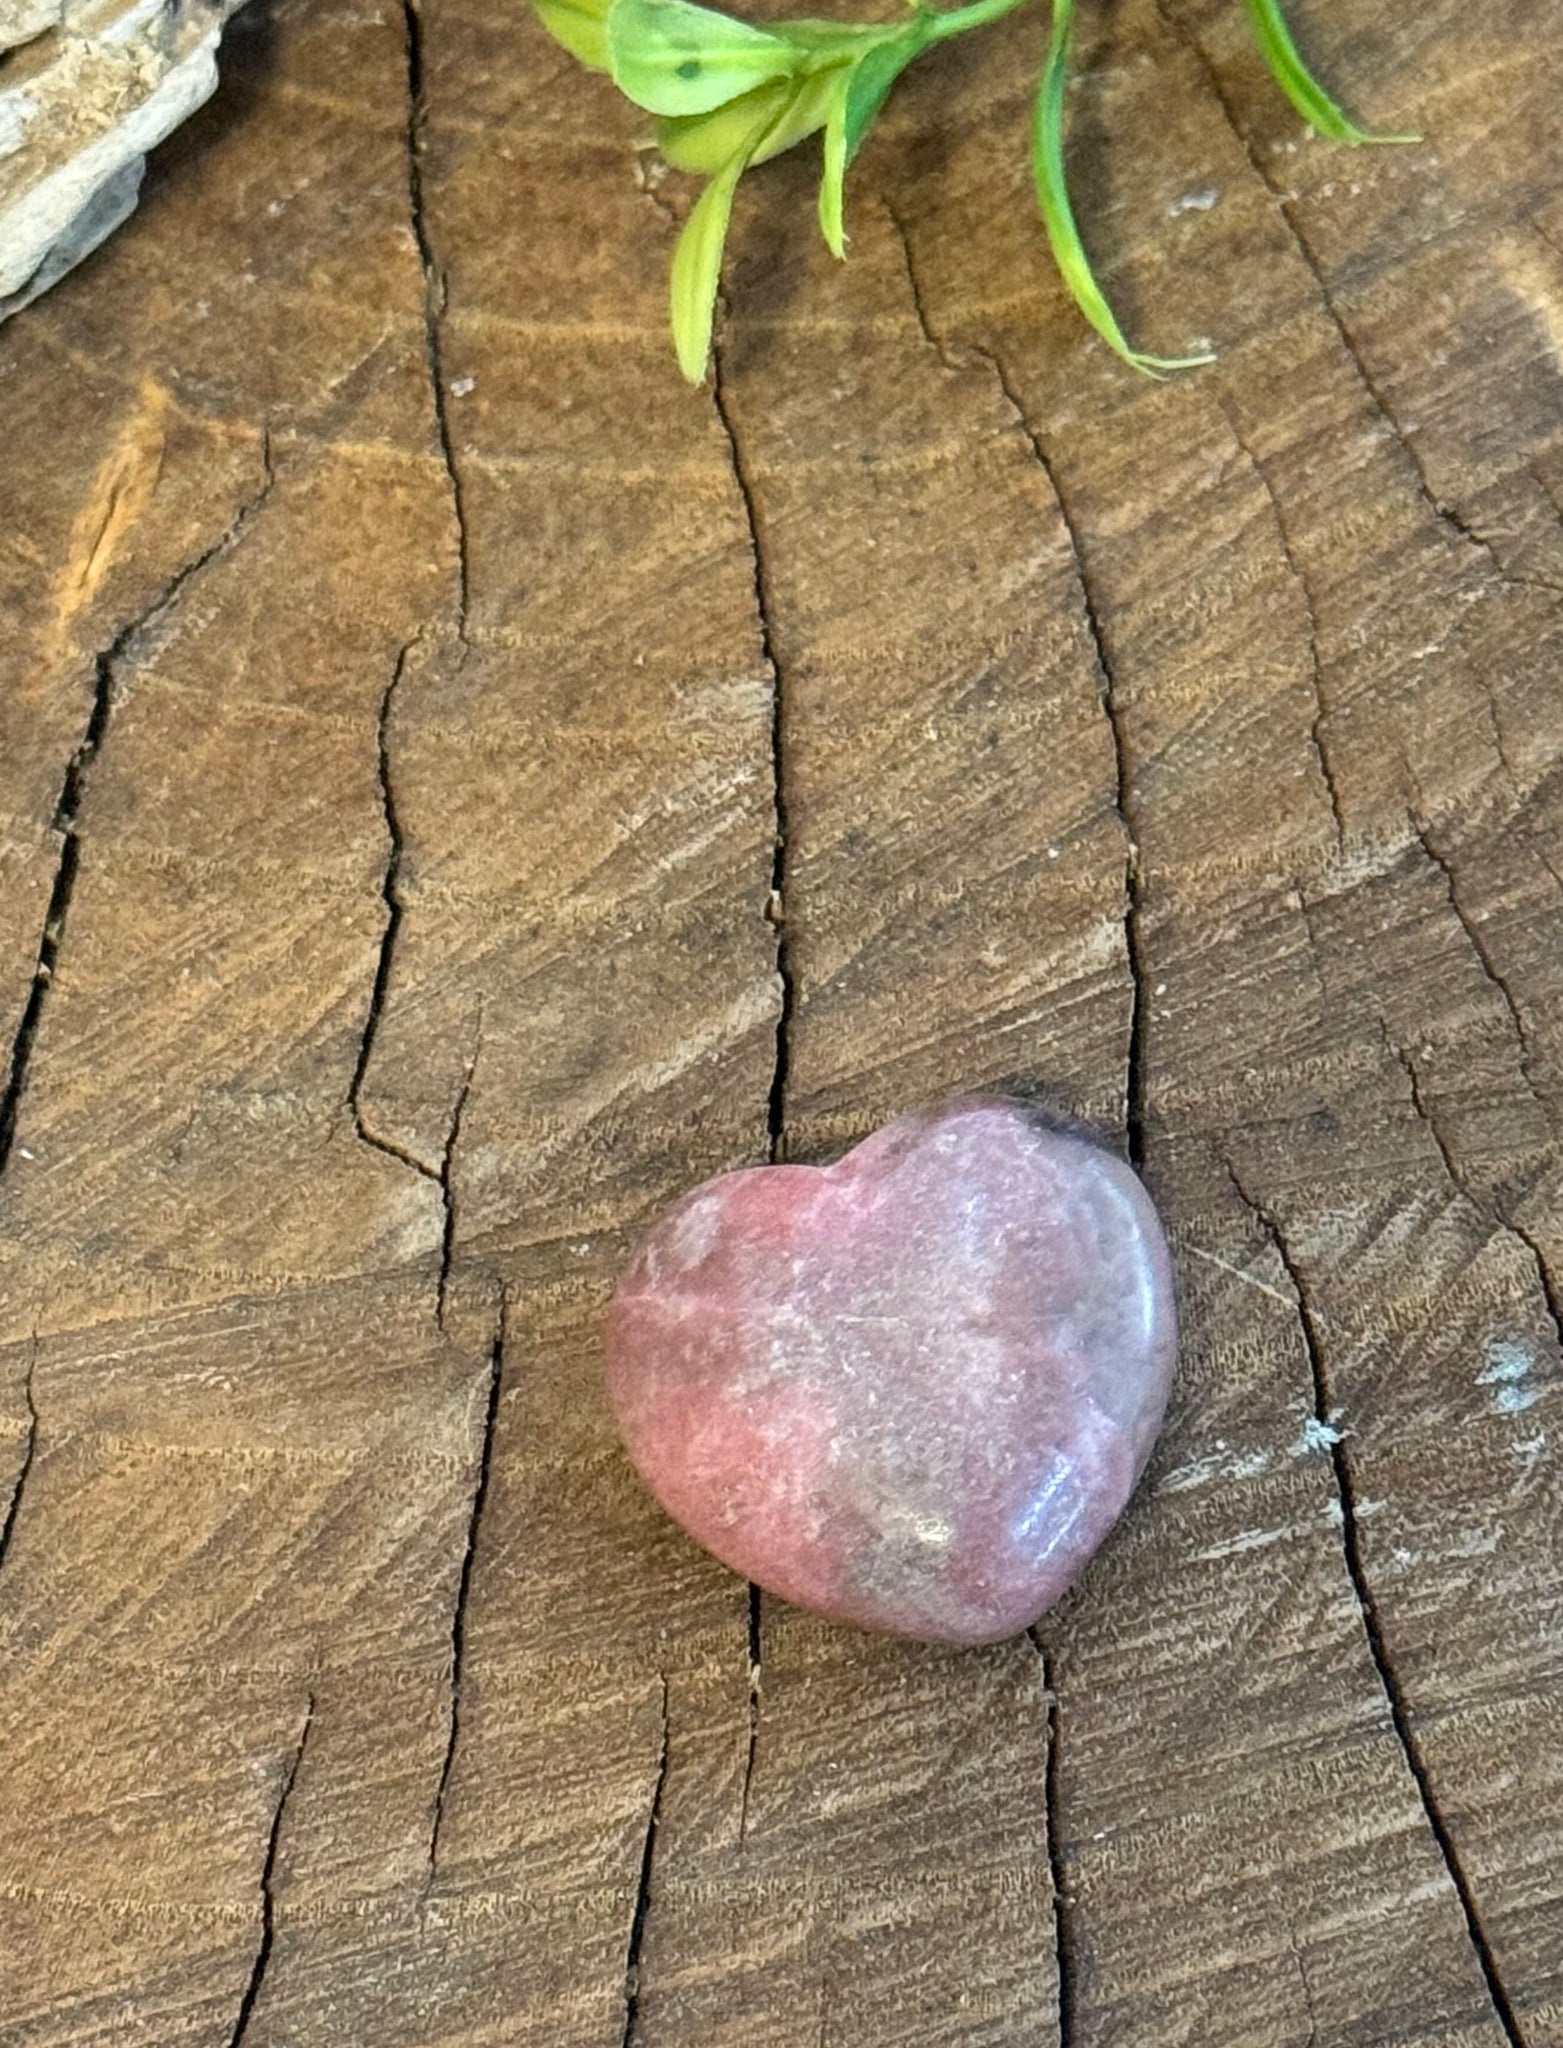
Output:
[2, 2, 1561, 2042]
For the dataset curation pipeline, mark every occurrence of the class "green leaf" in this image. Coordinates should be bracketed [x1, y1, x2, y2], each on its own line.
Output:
[659, 67, 838, 172]
[771, 16, 903, 54]
[1032, 0, 1213, 374]
[843, 24, 928, 161]
[670, 135, 755, 381]
[1243, 0, 1418, 145]
[813, 23, 929, 257]
[659, 82, 792, 173]
[669, 74, 846, 381]
[817, 71, 850, 257]
[607, 0, 798, 115]
[533, 0, 613, 70]
[758, 66, 844, 159]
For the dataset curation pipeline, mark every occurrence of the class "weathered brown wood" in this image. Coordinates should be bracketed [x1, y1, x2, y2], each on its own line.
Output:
[1, 0, 1560, 2043]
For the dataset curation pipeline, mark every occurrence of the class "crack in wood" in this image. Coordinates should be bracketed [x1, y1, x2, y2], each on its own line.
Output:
[5, 9, 1554, 2031]
[426, 1297, 506, 1883]
[1289, 1934, 1321, 2048]
[880, 203, 1147, 1168]
[401, 0, 470, 637]
[619, 1673, 670, 2048]
[1383, 1022, 1563, 1374]
[436, 1027, 482, 1328]
[890, 157, 1161, 1183]
[875, 230, 1154, 2043]
[883, 201, 969, 375]
[1479, 691, 1525, 806]
[227, 1693, 315, 2048]
[1508, 1219, 1563, 1365]
[1382, 1023, 1463, 1194]
[1226, 1160, 1531, 2048]
[1216, 394, 1347, 850]
[708, 344, 789, 1856]
[1412, 821, 1549, 1117]
[349, 642, 441, 1177]
[737, 1579, 761, 1845]
[0, 1342, 40, 1575]
[0, 440, 274, 1182]
[1289, 883, 1337, 1023]
[348, 643, 480, 1323]
[1149, 0, 1555, 603]
[975, 342, 1146, 1169]
[1530, 459, 1563, 534]
[1031, 1629, 1076, 2048]
[708, 345, 793, 1161]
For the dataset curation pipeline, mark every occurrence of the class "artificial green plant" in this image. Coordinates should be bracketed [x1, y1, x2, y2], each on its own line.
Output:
[533, 0, 1412, 381]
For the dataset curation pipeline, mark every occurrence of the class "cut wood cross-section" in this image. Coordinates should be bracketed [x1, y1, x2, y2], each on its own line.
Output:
[0, 2, 1560, 2045]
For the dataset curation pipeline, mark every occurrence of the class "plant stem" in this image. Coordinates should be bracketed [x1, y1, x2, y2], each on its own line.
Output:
[923, 0, 1030, 45]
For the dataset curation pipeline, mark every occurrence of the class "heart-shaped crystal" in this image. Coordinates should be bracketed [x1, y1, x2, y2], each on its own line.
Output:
[605, 1096, 1177, 1644]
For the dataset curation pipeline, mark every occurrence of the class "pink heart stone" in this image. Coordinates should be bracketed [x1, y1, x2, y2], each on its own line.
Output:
[605, 1096, 1178, 1645]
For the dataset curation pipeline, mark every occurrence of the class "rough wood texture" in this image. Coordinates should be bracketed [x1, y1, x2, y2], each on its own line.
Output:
[1, 2, 1559, 2043]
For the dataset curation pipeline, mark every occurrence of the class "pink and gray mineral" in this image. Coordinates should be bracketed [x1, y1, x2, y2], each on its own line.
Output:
[605, 1096, 1178, 1645]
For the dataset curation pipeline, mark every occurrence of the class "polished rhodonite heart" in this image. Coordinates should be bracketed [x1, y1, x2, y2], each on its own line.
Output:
[605, 1095, 1178, 1645]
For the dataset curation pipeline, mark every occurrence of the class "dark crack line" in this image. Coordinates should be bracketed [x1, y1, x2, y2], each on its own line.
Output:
[1510, 1218, 1563, 1364]
[0, 1343, 40, 1573]
[738, 1579, 762, 1844]
[1383, 1025, 1463, 1194]
[885, 202, 1149, 1166]
[1290, 1936, 1321, 2048]
[402, 0, 470, 637]
[350, 646, 482, 1323]
[1534, 835, 1563, 910]
[620, 1674, 670, 2048]
[436, 1024, 482, 1328]
[1530, 461, 1563, 534]
[0, 442, 274, 1182]
[709, 344, 788, 1830]
[1413, 822, 1546, 1112]
[1480, 690, 1525, 805]
[883, 200, 968, 373]
[1384, 1025, 1563, 1369]
[1226, 1161, 1529, 2048]
[976, 346, 1145, 1168]
[1291, 882, 1336, 1020]
[1394, 851, 1563, 1350]
[427, 1298, 506, 1882]
[228, 1694, 314, 2048]
[1217, 395, 1346, 849]
[1530, 214, 1563, 268]
[886, 95, 1516, 2039]
[1031, 1630, 1076, 2048]
[708, 346, 793, 1160]
[349, 643, 440, 1183]
[1150, 1, 1542, 595]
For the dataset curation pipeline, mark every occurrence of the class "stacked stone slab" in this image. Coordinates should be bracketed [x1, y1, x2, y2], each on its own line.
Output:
[0, 0, 246, 321]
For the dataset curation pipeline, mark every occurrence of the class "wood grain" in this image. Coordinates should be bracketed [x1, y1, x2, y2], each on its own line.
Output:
[1, 1, 1559, 2043]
